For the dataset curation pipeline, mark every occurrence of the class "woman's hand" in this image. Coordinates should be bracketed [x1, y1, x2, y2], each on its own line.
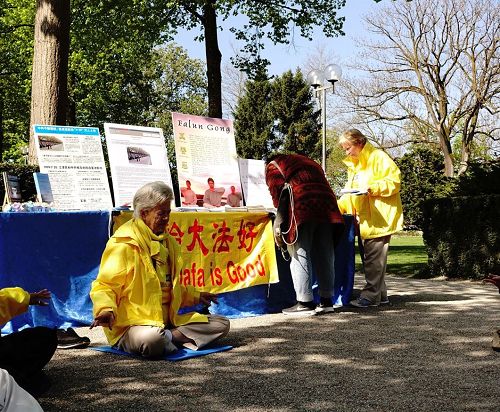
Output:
[199, 292, 218, 306]
[90, 311, 115, 330]
[29, 289, 51, 306]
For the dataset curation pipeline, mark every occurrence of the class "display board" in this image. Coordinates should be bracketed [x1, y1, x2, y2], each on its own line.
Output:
[2, 172, 22, 205]
[33, 125, 113, 210]
[104, 123, 173, 207]
[238, 158, 274, 208]
[172, 112, 242, 207]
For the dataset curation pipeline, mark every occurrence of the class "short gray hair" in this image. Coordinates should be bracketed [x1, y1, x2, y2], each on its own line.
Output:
[133, 181, 174, 218]
[339, 129, 367, 147]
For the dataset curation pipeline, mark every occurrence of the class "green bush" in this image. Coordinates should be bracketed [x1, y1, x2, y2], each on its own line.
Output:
[396, 145, 456, 229]
[0, 163, 39, 203]
[456, 159, 500, 196]
[421, 195, 500, 279]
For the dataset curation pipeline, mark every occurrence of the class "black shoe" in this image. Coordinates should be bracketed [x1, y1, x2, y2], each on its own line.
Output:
[56, 328, 90, 349]
[315, 297, 334, 314]
[282, 301, 316, 316]
[380, 297, 391, 306]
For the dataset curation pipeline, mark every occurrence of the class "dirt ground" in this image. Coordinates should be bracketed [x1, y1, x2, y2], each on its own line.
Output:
[39, 274, 500, 412]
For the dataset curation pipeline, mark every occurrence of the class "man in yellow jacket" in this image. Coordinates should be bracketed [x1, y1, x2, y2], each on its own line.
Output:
[0, 287, 57, 397]
[90, 181, 230, 357]
[337, 129, 403, 307]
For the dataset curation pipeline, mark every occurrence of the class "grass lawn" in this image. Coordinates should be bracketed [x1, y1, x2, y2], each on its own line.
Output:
[355, 233, 428, 278]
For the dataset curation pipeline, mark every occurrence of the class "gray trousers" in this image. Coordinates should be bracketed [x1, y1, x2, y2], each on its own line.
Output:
[287, 221, 336, 302]
[360, 235, 391, 304]
[117, 314, 230, 358]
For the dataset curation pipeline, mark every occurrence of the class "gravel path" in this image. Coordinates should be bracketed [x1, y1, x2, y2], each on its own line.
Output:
[39, 275, 500, 412]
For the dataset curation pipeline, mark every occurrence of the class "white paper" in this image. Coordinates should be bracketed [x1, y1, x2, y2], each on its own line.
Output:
[340, 188, 368, 195]
[238, 158, 274, 208]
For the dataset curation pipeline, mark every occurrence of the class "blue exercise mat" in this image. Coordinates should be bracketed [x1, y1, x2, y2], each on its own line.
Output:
[89, 344, 233, 361]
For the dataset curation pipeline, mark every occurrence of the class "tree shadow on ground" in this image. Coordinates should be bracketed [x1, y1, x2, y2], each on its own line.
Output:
[39, 279, 500, 412]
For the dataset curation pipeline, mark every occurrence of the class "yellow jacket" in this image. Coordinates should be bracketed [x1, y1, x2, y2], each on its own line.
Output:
[0, 287, 30, 325]
[337, 142, 403, 239]
[90, 218, 207, 346]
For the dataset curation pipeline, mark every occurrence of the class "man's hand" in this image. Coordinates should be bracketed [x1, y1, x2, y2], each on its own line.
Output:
[199, 292, 218, 306]
[90, 311, 115, 330]
[29, 289, 51, 306]
[274, 228, 285, 248]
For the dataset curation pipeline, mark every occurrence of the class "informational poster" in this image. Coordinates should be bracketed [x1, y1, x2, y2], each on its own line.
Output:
[104, 123, 173, 207]
[33, 125, 113, 210]
[238, 158, 274, 208]
[172, 112, 242, 207]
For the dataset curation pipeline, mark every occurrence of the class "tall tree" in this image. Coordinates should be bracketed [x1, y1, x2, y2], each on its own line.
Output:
[233, 77, 276, 160]
[0, 0, 34, 162]
[28, 0, 70, 164]
[234, 69, 321, 160]
[340, 0, 499, 176]
[271, 70, 321, 157]
[165, 0, 347, 118]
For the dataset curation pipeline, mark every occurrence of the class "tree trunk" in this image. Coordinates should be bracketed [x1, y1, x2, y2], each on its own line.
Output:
[203, 0, 222, 119]
[28, 0, 70, 164]
[438, 131, 454, 177]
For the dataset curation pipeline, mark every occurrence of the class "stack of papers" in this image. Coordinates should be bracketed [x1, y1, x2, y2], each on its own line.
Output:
[339, 189, 368, 196]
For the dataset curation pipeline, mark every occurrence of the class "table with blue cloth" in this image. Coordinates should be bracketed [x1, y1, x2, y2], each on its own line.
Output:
[0, 211, 354, 333]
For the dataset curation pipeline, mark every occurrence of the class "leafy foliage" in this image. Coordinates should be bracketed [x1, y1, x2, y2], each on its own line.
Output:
[455, 159, 500, 196]
[396, 145, 457, 229]
[421, 195, 500, 279]
[233, 69, 321, 161]
[270, 70, 321, 157]
[0, 0, 35, 162]
[234, 78, 276, 160]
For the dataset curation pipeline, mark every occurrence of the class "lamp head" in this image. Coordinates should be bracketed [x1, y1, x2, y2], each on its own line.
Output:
[324, 64, 342, 84]
[306, 69, 325, 88]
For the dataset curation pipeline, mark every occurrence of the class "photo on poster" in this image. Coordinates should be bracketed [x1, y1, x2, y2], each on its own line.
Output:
[104, 123, 173, 208]
[38, 136, 64, 151]
[172, 112, 242, 208]
[126, 147, 152, 165]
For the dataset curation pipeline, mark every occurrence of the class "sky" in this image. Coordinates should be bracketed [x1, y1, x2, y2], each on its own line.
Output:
[174, 0, 385, 77]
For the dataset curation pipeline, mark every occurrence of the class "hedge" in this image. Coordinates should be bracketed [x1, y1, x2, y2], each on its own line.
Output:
[421, 195, 500, 279]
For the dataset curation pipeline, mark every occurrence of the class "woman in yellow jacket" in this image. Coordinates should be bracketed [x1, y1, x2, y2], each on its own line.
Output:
[337, 129, 403, 308]
[0, 287, 57, 397]
[90, 181, 229, 357]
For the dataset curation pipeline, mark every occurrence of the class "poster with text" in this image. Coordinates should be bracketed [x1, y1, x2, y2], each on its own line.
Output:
[238, 158, 274, 208]
[172, 112, 242, 207]
[33, 125, 113, 210]
[104, 123, 173, 207]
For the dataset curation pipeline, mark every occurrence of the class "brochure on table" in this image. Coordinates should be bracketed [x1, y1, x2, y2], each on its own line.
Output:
[2, 172, 22, 205]
[33, 172, 54, 203]
[172, 112, 242, 207]
[33, 125, 113, 210]
[104, 123, 173, 208]
[238, 158, 274, 208]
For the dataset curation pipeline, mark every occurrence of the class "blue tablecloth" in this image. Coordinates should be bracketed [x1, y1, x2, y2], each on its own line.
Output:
[0, 211, 110, 333]
[1, 212, 354, 332]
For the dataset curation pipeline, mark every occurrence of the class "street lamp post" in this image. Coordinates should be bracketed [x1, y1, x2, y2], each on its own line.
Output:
[306, 64, 342, 173]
